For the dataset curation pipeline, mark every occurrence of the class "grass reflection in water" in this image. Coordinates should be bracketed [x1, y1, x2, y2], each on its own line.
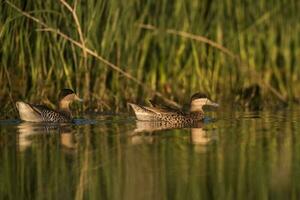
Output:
[0, 109, 300, 199]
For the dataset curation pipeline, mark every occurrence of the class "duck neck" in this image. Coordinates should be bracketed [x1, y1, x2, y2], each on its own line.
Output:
[189, 111, 203, 119]
[189, 105, 204, 119]
[59, 101, 72, 118]
[189, 105, 204, 113]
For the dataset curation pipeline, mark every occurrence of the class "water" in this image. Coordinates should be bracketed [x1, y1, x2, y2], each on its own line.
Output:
[1, 109, 300, 200]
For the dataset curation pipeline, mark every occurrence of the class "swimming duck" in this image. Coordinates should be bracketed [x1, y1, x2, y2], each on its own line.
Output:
[128, 92, 218, 124]
[16, 89, 82, 123]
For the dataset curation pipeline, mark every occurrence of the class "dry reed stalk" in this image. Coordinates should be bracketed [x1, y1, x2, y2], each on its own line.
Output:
[139, 23, 287, 103]
[5, 0, 181, 108]
[59, 0, 90, 99]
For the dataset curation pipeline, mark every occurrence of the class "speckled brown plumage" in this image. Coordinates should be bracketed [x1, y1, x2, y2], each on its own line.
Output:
[128, 103, 204, 124]
[16, 89, 82, 123]
[128, 92, 219, 124]
[33, 105, 72, 123]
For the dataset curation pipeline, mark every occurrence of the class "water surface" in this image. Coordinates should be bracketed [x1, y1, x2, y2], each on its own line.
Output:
[1, 109, 300, 200]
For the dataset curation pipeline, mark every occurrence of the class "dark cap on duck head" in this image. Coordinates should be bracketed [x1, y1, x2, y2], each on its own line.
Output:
[190, 92, 208, 101]
[58, 89, 82, 102]
[190, 92, 219, 109]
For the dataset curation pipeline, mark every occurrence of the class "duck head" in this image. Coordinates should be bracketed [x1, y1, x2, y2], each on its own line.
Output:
[58, 89, 82, 111]
[189, 92, 219, 112]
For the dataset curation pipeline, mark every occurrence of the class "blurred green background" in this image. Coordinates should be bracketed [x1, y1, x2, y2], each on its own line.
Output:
[1, 0, 300, 115]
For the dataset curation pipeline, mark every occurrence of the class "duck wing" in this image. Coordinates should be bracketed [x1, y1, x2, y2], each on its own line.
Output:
[148, 100, 184, 115]
[16, 102, 70, 122]
[33, 105, 71, 122]
[143, 106, 183, 114]
[128, 103, 184, 121]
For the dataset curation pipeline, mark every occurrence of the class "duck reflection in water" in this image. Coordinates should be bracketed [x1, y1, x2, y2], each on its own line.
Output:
[17, 122, 78, 151]
[130, 120, 217, 150]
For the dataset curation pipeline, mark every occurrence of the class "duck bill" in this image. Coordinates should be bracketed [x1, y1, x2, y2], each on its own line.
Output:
[75, 95, 83, 102]
[207, 100, 219, 107]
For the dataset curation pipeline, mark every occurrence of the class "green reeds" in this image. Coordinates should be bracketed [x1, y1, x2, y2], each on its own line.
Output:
[0, 0, 300, 113]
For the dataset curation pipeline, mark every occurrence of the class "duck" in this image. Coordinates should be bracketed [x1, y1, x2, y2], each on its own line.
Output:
[16, 89, 82, 123]
[128, 92, 218, 124]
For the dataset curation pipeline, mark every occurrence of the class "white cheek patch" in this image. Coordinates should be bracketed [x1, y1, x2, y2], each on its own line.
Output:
[190, 98, 207, 112]
[193, 98, 208, 106]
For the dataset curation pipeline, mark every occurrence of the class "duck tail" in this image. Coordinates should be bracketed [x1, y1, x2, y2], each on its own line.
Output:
[127, 103, 155, 121]
[127, 103, 143, 115]
[16, 101, 43, 122]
